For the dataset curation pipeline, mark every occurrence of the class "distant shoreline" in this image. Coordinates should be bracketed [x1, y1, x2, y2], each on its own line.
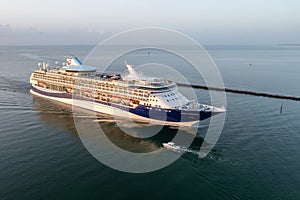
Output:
[279, 44, 300, 46]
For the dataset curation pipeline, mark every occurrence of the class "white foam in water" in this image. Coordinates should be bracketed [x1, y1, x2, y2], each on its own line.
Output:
[92, 119, 121, 123]
[163, 144, 202, 156]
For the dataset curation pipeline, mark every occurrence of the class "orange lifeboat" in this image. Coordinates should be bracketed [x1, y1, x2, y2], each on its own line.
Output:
[65, 86, 73, 93]
[132, 99, 140, 104]
[38, 81, 46, 88]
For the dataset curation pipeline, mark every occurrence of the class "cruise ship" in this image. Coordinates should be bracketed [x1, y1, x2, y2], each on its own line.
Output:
[30, 56, 225, 126]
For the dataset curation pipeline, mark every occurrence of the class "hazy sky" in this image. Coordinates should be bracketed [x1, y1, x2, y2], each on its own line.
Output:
[1, 0, 300, 45]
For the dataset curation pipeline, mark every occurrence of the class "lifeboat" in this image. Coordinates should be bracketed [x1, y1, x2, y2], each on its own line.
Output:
[65, 86, 73, 93]
[132, 99, 140, 104]
[38, 81, 46, 88]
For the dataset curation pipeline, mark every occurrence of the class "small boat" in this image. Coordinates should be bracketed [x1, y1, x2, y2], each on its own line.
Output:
[162, 142, 181, 152]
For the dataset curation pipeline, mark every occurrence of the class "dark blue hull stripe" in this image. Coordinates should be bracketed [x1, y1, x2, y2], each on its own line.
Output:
[31, 86, 214, 122]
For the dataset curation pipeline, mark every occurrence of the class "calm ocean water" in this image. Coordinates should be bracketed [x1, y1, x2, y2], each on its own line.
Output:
[0, 45, 300, 199]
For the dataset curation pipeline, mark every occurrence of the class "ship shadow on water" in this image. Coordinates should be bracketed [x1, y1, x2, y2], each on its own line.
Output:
[99, 121, 209, 154]
[32, 95, 209, 154]
[31, 95, 77, 134]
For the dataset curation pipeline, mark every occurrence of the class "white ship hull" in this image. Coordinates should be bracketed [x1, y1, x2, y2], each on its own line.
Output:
[30, 89, 199, 127]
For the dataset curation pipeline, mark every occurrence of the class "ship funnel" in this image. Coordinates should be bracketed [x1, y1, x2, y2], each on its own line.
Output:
[66, 56, 83, 66]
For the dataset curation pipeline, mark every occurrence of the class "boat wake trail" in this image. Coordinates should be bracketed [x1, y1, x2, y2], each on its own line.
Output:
[163, 142, 208, 157]
[0, 76, 30, 94]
